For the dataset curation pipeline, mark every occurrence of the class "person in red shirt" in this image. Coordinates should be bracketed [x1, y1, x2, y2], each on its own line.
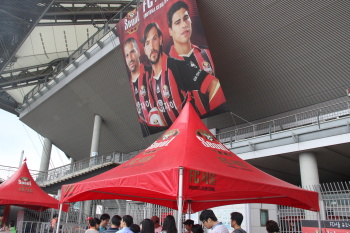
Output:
[167, 1, 226, 117]
[124, 37, 167, 135]
[142, 22, 226, 125]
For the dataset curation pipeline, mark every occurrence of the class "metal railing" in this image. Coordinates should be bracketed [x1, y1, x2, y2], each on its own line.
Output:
[0, 151, 139, 186]
[11, 180, 350, 233]
[278, 181, 350, 233]
[36, 152, 139, 185]
[17, 221, 86, 233]
[0, 165, 42, 183]
[19, 0, 138, 109]
[217, 100, 350, 145]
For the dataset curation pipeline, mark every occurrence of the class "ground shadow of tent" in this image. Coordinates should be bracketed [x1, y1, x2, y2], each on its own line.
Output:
[60, 100, 319, 226]
[0, 161, 68, 212]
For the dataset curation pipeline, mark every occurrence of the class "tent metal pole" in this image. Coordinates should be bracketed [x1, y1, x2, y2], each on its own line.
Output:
[177, 167, 184, 233]
[56, 204, 63, 233]
[317, 211, 322, 233]
[187, 200, 193, 220]
[187, 201, 191, 219]
[38, 211, 42, 222]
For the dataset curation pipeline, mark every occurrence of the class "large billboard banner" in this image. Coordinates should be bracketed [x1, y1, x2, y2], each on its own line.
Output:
[117, 0, 228, 136]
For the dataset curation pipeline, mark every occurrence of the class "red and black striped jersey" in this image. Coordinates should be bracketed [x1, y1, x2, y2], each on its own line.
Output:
[130, 64, 154, 125]
[149, 53, 219, 125]
[168, 45, 226, 117]
[169, 44, 215, 76]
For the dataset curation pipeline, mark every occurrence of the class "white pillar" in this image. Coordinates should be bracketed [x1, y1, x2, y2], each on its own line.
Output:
[299, 152, 324, 220]
[90, 115, 102, 157]
[299, 152, 319, 187]
[18, 150, 24, 168]
[39, 138, 52, 172]
[84, 201, 92, 217]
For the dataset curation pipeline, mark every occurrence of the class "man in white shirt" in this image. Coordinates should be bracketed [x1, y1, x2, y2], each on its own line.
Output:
[117, 215, 134, 233]
[199, 210, 229, 233]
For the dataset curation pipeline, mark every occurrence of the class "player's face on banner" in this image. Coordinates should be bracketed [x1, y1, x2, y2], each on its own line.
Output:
[144, 26, 162, 64]
[124, 42, 140, 74]
[169, 8, 192, 45]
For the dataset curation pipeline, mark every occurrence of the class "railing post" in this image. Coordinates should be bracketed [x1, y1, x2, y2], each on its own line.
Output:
[317, 110, 321, 129]
[230, 133, 233, 148]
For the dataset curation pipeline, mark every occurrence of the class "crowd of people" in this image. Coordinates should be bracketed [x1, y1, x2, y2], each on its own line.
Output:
[0, 209, 280, 233]
[80, 209, 280, 233]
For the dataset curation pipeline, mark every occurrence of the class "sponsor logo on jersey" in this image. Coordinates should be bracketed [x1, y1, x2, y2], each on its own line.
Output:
[140, 85, 146, 96]
[202, 61, 213, 74]
[163, 85, 170, 98]
[193, 70, 201, 81]
[190, 61, 198, 68]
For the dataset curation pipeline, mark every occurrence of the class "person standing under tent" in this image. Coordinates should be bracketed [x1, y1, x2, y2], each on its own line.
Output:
[99, 214, 110, 232]
[117, 215, 134, 233]
[140, 219, 155, 233]
[183, 219, 194, 233]
[199, 209, 229, 233]
[150, 216, 162, 233]
[266, 220, 279, 233]
[103, 215, 122, 233]
[230, 212, 247, 233]
[161, 215, 177, 233]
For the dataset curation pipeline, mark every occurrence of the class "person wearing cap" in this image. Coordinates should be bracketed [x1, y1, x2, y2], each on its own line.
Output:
[183, 220, 194, 233]
[150, 216, 162, 233]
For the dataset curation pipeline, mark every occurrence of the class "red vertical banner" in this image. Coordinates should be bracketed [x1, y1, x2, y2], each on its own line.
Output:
[117, 0, 228, 136]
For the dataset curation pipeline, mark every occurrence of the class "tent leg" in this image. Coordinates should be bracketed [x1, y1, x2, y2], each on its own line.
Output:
[317, 211, 322, 233]
[177, 167, 184, 233]
[56, 204, 63, 233]
[187, 201, 192, 219]
[37, 211, 42, 233]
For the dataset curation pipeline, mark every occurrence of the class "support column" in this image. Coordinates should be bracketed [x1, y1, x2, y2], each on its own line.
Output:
[90, 115, 102, 157]
[299, 152, 319, 187]
[84, 201, 92, 218]
[299, 152, 325, 220]
[39, 138, 52, 172]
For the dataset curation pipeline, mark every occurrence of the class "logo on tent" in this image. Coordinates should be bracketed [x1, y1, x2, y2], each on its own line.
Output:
[18, 177, 32, 186]
[195, 129, 230, 152]
[146, 129, 179, 150]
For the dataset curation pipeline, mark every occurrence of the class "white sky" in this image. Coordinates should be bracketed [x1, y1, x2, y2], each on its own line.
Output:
[0, 109, 70, 171]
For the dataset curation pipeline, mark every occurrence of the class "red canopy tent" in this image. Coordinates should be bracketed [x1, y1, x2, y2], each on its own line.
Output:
[0, 161, 68, 212]
[60, 100, 319, 229]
